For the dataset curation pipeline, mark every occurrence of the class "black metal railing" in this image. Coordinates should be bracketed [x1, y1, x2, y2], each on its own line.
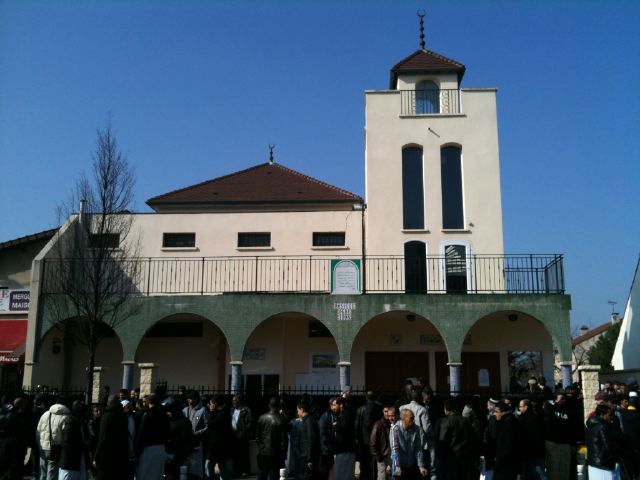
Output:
[400, 89, 460, 115]
[41, 254, 564, 295]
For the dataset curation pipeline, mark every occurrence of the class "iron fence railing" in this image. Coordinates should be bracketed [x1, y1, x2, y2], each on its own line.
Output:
[41, 254, 564, 295]
[400, 89, 461, 115]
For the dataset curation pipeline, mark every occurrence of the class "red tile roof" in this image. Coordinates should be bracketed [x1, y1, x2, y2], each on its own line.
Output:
[572, 322, 612, 346]
[390, 49, 466, 88]
[147, 162, 363, 209]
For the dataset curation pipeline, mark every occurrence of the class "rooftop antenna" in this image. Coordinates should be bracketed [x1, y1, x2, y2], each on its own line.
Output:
[268, 144, 275, 164]
[607, 300, 618, 314]
[417, 10, 426, 50]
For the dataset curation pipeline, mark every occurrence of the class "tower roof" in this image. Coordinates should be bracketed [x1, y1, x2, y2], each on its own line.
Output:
[146, 162, 363, 211]
[390, 49, 466, 88]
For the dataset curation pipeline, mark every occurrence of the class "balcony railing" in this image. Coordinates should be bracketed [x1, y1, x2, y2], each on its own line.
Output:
[41, 254, 564, 295]
[400, 89, 460, 115]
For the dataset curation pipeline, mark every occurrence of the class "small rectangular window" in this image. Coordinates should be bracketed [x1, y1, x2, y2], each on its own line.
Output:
[313, 232, 345, 247]
[88, 233, 120, 249]
[163, 233, 196, 248]
[238, 232, 271, 248]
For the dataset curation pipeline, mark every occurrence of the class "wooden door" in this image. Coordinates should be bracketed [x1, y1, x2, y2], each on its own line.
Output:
[365, 352, 429, 390]
[434, 351, 501, 394]
[461, 352, 501, 393]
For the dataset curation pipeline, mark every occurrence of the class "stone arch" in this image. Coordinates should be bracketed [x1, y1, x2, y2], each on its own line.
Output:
[242, 311, 340, 388]
[350, 310, 449, 390]
[133, 312, 230, 389]
[34, 318, 124, 390]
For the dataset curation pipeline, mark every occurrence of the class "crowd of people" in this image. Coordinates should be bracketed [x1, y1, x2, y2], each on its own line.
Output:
[0, 377, 638, 480]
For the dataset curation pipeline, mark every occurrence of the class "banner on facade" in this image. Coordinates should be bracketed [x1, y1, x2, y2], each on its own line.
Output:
[0, 290, 30, 314]
[330, 259, 361, 295]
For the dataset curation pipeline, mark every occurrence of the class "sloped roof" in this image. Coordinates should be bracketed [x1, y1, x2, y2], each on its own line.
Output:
[572, 321, 612, 346]
[147, 162, 363, 209]
[390, 49, 466, 88]
[0, 228, 57, 252]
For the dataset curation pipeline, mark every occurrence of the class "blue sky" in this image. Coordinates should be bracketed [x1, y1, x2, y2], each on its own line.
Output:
[1, 0, 638, 330]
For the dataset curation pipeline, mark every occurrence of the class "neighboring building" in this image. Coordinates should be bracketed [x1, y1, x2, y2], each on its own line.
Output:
[0, 229, 56, 389]
[571, 315, 621, 382]
[612, 258, 640, 370]
[22, 25, 573, 396]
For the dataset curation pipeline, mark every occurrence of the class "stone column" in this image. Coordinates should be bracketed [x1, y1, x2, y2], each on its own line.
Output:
[138, 363, 158, 398]
[578, 365, 601, 421]
[230, 361, 243, 394]
[121, 361, 135, 391]
[91, 367, 103, 405]
[338, 362, 351, 391]
[560, 361, 573, 389]
[448, 362, 462, 396]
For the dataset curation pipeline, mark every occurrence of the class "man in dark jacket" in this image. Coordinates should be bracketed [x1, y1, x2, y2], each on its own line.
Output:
[206, 395, 233, 480]
[619, 396, 640, 480]
[136, 393, 170, 480]
[292, 400, 319, 480]
[517, 399, 545, 480]
[370, 406, 396, 480]
[164, 397, 196, 479]
[317, 397, 339, 480]
[586, 404, 621, 479]
[255, 397, 288, 480]
[356, 391, 384, 480]
[332, 396, 357, 479]
[492, 402, 519, 480]
[231, 394, 253, 477]
[59, 400, 89, 478]
[95, 395, 129, 480]
[435, 398, 477, 480]
[544, 392, 578, 480]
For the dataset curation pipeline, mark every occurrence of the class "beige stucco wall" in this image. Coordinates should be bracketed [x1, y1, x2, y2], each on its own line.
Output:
[33, 326, 123, 390]
[125, 210, 363, 258]
[464, 313, 555, 389]
[134, 315, 228, 388]
[364, 82, 504, 258]
[350, 312, 446, 389]
[396, 73, 459, 91]
[243, 313, 339, 387]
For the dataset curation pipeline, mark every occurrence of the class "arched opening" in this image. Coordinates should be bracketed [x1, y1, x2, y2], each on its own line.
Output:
[404, 241, 427, 293]
[35, 320, 123, 391]
[416, 80, 439, 114]
[242, 312, 339, 392]
[445, 311, 556, 394]
[351, 311, 447, 392]
[135, 313, 229, 389]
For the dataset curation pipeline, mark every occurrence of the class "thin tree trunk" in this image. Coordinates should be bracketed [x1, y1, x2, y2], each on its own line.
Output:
[86, 345, 96, 405]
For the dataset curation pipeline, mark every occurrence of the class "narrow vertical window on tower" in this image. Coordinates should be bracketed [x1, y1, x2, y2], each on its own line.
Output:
[441, 145, 464, 229]
[402, 146, 425, 230]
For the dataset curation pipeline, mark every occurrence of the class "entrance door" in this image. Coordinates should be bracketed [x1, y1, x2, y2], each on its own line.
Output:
[365, 352, 428, 390]
[435, 351, 500, 394]
[405, 241, 427, 293]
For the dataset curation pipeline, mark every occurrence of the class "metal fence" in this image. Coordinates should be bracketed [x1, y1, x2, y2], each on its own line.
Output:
[400, 89, 461, 115]
[41, 254, 564, 295]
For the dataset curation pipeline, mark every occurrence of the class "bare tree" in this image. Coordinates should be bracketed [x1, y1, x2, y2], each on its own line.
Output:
[46, 119, 141, 404]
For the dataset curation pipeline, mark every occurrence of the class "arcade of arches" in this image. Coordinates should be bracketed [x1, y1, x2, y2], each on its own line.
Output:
[28, 294, 571, 395]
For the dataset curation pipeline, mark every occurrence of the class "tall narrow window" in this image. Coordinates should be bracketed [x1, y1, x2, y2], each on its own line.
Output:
[441, 146, 464, 229]
[416, 80, 439, 114]
[405, 241, 427, 294]
[402, 147, 425, 230]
